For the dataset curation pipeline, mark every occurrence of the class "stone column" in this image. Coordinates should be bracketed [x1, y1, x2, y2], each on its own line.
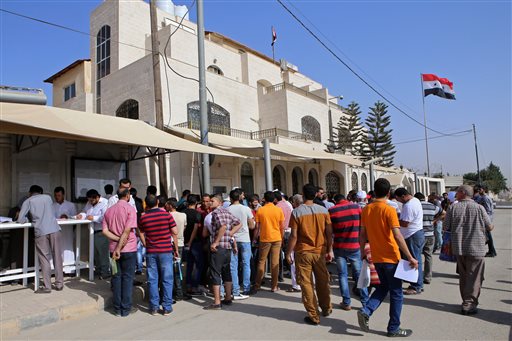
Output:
[0, 134, 13, 215]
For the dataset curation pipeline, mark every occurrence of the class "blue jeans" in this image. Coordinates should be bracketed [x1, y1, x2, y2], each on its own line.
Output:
[111, 251, 137, 317]
[334, 249, 369, 307]
[146, 252, 174, 311]
[186, 240, 204, 290]
[434, 221, 443, 250]
[136, 239, 146, 272]
[361, 263, 403, 333]
[404, 230, 425, 292]
[231, 242, 252, 295]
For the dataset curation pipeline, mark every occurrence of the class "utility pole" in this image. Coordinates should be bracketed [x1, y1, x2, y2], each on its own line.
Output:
[197, 0, 210, 194]
[150, 0, 169, 196]
[473, 123, 481, 185]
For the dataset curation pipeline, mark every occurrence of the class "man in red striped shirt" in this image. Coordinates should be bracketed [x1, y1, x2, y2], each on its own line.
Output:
[329, 194, 368, 311]
[139, 195, 178, 316]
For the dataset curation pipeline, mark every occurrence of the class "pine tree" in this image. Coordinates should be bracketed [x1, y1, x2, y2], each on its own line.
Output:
[332, 101, 364, 155]
[360, 101, 396, 167]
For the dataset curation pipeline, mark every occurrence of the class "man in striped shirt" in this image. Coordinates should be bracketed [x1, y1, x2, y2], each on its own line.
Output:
[329, 194, 368, 311]
[139, 195, 177, 316]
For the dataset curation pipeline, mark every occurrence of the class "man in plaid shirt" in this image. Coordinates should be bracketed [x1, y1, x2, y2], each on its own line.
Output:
[204, 195, 241, 310]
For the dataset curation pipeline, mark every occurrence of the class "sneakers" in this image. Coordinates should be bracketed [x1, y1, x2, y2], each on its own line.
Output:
[357, 310, 370, 332]
[162, 309, 173, 316]
[387, 328, 413, 337]
[150, 309, 159, 316]
[340, 303, 352, 311]
[233, 293, 249, 300]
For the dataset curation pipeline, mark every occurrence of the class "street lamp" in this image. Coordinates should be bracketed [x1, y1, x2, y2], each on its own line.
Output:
[328, 95, 343, 151]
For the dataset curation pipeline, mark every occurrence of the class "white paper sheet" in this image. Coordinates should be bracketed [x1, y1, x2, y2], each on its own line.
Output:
[394, 259, 419, 282]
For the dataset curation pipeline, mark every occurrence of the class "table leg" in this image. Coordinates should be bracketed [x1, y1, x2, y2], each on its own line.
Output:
[76, 224, 81, 278]
[22, 227, 28, 287]
[34, 243, 39, 290]
[89, 223, 94, 281]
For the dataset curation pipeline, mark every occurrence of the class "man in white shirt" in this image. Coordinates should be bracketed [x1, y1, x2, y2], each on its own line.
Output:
[395, 187, 425, 295]
[228, 189, 255, 299]
[107, 178, 137, 209]
[77, 189, 109, 279]
[52, 186, 77, 273]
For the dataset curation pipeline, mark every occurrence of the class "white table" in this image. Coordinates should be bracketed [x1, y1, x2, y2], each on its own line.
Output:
[0, 219, 95, 288]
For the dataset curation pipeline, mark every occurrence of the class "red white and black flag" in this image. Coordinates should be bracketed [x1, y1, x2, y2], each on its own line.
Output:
[422, 74, 456, 100]
[271, 26, 277, 46]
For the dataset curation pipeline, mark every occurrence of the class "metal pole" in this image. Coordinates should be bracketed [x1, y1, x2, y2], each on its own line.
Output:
[263, 139, 273, 191]
[369, 163, 375, 192]
[196, 0, 210, 194]
[420, 74, 430, 177]
[150, 0, 168, 196]
[473, 123, 481, 185]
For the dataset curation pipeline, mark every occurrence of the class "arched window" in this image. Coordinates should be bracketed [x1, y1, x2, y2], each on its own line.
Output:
[308, 168, 319, 187]
[301, 116, 321, 142]
[207, 65, 224, 76]
[240, 162, 254, 195]
[361, 173, 368, 192]
[351, 172, 359, 191]
[325, 171, 340, 196]
[292, 167, 304, 195]
[116, 99, 139, 120]
[187, 101, 230, 133]
[272, 165, 286, 193]
[96, 25, 111, 113]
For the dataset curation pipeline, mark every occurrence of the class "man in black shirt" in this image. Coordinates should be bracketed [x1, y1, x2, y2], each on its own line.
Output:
[183, 195, 204, 295]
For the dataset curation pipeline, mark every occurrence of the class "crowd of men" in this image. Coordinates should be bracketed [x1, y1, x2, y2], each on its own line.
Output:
[12, 178, 496, 336]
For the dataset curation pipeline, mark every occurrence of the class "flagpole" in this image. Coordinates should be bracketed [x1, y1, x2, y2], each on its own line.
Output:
[420, 73, 431, 177]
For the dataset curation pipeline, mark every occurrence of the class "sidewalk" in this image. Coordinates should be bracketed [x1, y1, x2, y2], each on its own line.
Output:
[0, 275, 145, 338]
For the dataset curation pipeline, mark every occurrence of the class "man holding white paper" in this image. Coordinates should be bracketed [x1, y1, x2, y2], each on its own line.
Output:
[358, 178, 418, 338]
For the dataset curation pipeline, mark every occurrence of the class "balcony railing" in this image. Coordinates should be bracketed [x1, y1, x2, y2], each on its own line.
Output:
[174, 121, 310, 141]
[264, 82, 326, 104]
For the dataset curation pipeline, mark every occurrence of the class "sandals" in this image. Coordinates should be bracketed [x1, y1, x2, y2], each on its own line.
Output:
[286, 287, 301, 293]
[203, 304, 221, 310]
[271, 287, 280, 292]
[403, 288, 420, 295]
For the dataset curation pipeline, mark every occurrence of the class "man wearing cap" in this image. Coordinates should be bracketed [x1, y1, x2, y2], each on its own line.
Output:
[356, 191, 367, 210]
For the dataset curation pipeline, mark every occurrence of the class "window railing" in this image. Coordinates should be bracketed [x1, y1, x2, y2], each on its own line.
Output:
[173, 122, 310, 141]
[264, 82, 326, 103]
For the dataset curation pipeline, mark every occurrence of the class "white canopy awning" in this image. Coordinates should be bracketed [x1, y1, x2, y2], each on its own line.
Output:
[0, 103, 244, 158]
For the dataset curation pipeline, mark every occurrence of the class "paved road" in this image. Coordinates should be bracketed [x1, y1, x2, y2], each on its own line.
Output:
[12, 210, 512, 340]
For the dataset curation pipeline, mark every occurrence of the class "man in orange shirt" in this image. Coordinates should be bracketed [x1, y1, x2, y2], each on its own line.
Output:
[253, 191, 285, 293]
[358, 178, 418, 337]
[286, 184, 333, 326]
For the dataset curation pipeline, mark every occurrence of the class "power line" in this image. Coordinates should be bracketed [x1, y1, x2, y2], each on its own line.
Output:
[276, 0, 463, 137]
[394, 129, 472, 145]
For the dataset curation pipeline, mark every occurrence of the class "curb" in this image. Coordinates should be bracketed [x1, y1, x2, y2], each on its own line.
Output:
[1, 286, 145, 338]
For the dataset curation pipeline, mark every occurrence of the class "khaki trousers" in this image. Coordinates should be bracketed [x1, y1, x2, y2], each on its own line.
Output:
[456, 255, 485, 308]
[35, 231, 64, 290]
[295, 251, 331, 323]
[255, 241, 281, 289]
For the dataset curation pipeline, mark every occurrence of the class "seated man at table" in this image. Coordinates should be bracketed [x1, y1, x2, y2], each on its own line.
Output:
[77, 189, 109, 279]
[52, 186, 77, 274]
[18, 185, 64, 293]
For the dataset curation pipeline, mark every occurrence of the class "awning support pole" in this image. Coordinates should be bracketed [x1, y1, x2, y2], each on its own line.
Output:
[263, 138, 272, 191]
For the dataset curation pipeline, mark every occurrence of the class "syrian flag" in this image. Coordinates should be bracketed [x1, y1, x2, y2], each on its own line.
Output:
[422, 74, 456, 100]
[271, 26, 277, 46]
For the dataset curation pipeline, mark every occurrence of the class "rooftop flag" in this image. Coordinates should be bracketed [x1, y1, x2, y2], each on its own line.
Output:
[422, 74, 456, 100]
[271, 26, 277, 46]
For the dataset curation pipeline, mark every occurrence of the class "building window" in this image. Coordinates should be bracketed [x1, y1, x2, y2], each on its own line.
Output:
[240, 162, 254, 195]
[308, 168, 319, 187]
[351, 172, 359, 191]
[301, 116, 321, 142]
[96, 25, 111, 113]
[187, 101, 230, 133]
[116, 99, 139, 120]
[361, 173, 368, 192]
[325, 171, 340, 196]
[64, 83, 76, 102]
[207, 65, 224, 76]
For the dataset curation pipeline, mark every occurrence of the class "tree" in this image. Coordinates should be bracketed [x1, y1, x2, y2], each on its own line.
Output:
[360, 101, 396, 167]
[463, 162, 508, 193]
[328, 101, 364, 155]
